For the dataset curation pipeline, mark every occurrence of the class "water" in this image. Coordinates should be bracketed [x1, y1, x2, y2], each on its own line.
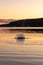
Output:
[0, 27, 43, 65]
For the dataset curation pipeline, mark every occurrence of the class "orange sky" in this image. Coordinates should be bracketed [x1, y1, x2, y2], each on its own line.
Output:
[0, 0, 43, 20]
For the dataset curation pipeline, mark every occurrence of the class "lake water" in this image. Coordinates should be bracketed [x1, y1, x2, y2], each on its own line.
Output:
[0, 27, 43, 65]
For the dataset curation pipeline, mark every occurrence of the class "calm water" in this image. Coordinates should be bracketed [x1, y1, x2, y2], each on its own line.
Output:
[0, 27, 43, 65]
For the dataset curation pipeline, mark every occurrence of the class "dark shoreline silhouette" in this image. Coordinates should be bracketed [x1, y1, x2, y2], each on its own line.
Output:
[0, 18, 43, 27]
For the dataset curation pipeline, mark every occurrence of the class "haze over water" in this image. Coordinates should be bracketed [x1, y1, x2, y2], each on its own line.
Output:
[0, 27, 43, 65]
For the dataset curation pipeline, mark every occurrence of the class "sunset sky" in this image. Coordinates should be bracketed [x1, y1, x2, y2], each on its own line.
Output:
[0, 0, 43, 20]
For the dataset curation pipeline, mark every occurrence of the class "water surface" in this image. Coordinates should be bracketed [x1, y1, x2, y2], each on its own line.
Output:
[0, 27, 43, 65]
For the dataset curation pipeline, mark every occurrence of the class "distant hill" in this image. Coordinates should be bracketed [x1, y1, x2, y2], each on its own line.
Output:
[0, 18, 43, 27]
[0, 19, 15, 25]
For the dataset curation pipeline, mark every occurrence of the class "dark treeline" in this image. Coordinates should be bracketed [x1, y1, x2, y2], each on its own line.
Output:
[0, 18, 43, 27]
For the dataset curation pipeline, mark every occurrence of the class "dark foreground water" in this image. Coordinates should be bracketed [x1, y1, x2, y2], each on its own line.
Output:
[0, 27, 43, 65]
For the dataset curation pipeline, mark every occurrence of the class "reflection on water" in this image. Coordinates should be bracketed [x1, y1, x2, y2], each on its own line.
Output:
[0, 27, 43, 65]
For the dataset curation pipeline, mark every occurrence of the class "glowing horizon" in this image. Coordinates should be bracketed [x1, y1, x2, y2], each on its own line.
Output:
[0, 0, 43, 20]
